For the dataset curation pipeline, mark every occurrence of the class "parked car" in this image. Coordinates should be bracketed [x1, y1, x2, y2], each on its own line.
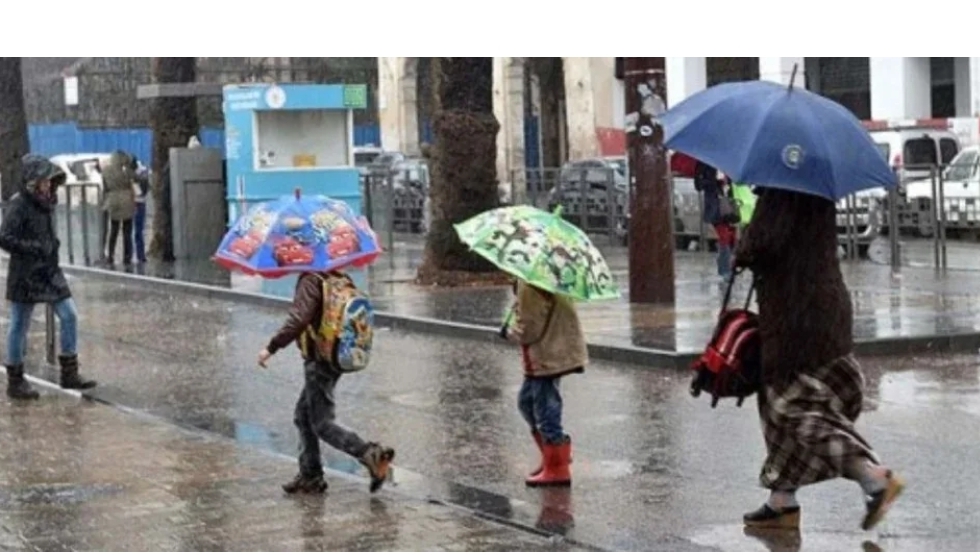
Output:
[835, 127, 961, 254]
[353, 145, 384, 176]
[542, 155, 721, 247]
[546, 157, 629, 242]
[905, 145, 980, 238]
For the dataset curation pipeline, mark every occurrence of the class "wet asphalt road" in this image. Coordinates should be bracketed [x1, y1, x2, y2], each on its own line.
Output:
[6, 270, 980, 551]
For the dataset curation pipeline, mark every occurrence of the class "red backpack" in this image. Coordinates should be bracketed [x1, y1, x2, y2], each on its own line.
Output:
[690, 271, 762, 408]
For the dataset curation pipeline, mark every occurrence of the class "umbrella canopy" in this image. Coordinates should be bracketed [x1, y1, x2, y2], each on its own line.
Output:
[213, 192, 381, 279]
[660, 80, 897, 201]
[454, 205, 620, 302]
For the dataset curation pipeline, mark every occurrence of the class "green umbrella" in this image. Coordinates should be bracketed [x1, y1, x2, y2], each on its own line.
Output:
[454, 205, 620, 302]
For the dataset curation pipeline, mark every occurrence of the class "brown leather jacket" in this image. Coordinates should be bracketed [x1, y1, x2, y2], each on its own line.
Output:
[267, 272, 324, 358]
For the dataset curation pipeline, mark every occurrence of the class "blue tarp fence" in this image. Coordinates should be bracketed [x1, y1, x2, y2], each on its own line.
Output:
[28, 117, 539, 166]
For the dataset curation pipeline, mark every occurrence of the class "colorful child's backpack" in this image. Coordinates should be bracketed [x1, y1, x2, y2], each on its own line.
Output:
[690, 270, 761, 408]
[300, 272, 375, 372]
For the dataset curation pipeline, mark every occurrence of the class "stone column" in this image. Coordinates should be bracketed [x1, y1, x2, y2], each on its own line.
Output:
[665, 57, 706, 107]
[562, 57, 600, 160]
[376, 57, 420, 154]
[954, 57, 980, 117]
[493, 57, 526, 201]
[870, 57, 932, 120]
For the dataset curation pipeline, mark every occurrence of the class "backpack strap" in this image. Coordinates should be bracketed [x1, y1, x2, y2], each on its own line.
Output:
[720, 268, 757, 314]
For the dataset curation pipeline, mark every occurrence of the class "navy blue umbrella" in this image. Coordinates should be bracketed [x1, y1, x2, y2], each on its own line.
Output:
[660, 77, 897, 201]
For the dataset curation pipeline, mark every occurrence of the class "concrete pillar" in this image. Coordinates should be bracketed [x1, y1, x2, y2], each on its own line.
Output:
[870, 57, 932, 120]
[954, 57, 980, 117]
[612, 78, 625, 129]
[589, 58, 616, 130]
[376, 57, 420, 155]
[492, 57, 526, 200]
[562, 57, 600, 160]
[665, 57, 706, 107]
[758, 57, 805, 86]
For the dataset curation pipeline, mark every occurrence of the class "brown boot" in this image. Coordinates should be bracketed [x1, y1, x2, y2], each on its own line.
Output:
[359, 443, 395, 493]
[6, 365, 39, 400]
[526, 437, 571, 488]
[58, 354, 97, 390]
[282, 473, 328, 494]
[861, 471, 905, 531]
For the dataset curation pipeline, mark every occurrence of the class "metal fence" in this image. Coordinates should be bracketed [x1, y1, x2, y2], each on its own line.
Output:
[362, 169, 429, 250]
[364, 165, 723, 250]
[834, 160, 980, 270]
[55, 182, 106, 267]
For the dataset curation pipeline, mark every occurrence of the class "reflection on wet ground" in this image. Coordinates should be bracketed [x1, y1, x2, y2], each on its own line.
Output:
[5, 270, 980, 550]
[55, 234, 980, 354]
[0, 396, 583, 551]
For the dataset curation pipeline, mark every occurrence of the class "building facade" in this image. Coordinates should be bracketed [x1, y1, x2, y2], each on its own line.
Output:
[377, 57, 980, 184]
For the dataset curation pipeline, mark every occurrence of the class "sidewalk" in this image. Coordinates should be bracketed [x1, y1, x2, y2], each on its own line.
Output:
[5, 269, 980, 551]
[66, 239, 980, 365]
[0, 392, 580, 552]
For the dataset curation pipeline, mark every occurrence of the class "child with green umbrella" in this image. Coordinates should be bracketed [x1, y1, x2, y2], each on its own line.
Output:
[455, 205, 619, 488]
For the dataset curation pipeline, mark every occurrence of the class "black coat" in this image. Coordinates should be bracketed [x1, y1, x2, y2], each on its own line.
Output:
[0, 192, 71, 304]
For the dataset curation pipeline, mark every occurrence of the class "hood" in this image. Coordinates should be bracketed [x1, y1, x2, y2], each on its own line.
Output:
[21, 154, 66, 205]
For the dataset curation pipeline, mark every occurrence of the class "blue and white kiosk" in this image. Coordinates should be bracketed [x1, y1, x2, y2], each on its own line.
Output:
[221, 82, 370, 297]
[222, 82, 368, 226]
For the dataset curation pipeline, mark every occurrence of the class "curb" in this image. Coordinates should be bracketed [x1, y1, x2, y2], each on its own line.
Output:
[59, 262, 980, 368]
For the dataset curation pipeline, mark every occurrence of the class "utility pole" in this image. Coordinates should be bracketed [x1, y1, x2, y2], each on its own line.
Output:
[623, 57, 675, 304]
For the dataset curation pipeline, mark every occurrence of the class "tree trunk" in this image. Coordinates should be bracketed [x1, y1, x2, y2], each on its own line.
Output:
[0, 57, 30, 203]
[417, 58, 503, 286]
[148, 57, 199, 262]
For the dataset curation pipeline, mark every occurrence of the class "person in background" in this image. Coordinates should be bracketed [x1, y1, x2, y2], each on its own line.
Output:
[101, 150, 136, 266]
[131, 157, 150, 263]
[694, 159, 738, 283]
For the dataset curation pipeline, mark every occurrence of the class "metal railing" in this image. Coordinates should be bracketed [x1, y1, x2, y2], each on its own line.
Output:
[57, 182, 106, 266]
[834, 160, 980, 270]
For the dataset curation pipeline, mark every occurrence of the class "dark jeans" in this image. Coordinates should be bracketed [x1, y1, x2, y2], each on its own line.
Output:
[295, 360, 369, 478]
[133, 203, 146, 262]
[518, 376, 565, 444]
[107, 218, 133, 264]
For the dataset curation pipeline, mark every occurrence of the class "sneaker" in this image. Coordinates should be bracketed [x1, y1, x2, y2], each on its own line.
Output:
[743, 504, 801, 529]
[282, 473, 328, 494]
[861, 471, 905, 530]
[359, 443, 396, 493]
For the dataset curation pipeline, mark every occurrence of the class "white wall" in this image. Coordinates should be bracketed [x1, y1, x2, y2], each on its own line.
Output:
[665, 57, 706, 107]
[758, 57, 805, 86]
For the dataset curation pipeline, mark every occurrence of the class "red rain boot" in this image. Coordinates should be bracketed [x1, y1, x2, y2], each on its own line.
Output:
[525, 438, 572, 488]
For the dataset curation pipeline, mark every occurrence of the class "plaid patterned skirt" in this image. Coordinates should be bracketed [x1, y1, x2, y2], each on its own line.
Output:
[757, 354, 879, 490]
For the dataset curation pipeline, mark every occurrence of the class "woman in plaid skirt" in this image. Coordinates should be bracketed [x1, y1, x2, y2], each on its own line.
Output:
[734, 187, 904, 531]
